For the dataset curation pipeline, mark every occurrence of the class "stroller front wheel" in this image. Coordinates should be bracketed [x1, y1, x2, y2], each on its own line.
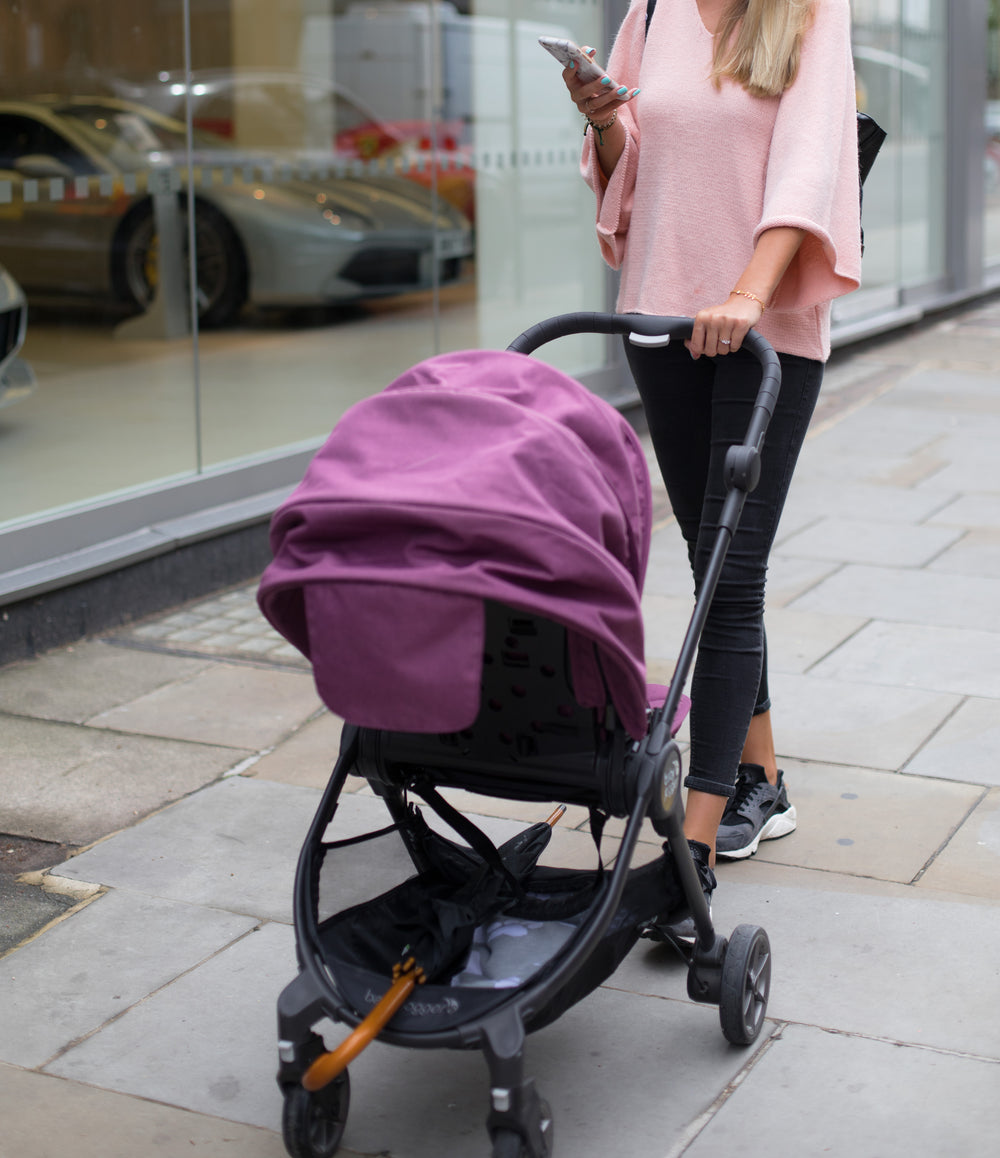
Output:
[282, 1070, 351, 1158]
[719, 924, 771, 1045]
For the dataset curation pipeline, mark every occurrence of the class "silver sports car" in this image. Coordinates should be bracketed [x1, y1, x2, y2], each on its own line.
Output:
[0, 262, 35, 408]
[0, 96, 473, 327]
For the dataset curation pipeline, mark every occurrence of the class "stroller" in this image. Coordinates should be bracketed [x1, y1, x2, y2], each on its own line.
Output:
[257, 313, 781, 1158]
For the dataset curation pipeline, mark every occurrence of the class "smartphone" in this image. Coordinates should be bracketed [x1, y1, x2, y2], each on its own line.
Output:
[538, 36, 605, 84]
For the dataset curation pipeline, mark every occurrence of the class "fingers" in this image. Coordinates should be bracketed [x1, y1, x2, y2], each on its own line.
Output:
[563, 52, 639, 116]
[686, 311, 751, 359]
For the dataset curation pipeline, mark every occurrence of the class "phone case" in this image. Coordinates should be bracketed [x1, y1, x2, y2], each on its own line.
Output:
[538, 37, 605, 84]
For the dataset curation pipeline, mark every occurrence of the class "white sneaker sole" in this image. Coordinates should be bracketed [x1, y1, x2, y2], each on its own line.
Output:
[718, 805, 798, 860]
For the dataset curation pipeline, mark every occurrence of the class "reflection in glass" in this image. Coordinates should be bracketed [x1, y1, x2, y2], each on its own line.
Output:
[986, 0, 1000, 263]
[848, 0, 947, 307]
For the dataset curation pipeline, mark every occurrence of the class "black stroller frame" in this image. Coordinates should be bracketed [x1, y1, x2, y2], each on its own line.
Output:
[273, 314, 782, 1158]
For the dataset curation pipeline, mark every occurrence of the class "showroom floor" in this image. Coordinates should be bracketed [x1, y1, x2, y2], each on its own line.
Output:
[0, 282, 477, 527]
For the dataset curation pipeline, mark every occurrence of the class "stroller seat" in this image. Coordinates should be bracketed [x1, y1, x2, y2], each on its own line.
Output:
[356, 598, 688, 809]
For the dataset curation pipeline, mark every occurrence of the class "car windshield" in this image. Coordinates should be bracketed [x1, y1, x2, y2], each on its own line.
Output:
[54, 103, 219, 169]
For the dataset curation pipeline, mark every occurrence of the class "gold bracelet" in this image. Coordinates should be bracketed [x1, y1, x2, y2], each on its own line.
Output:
[584, 109, 618, 146]
[731, 288, 767, 313]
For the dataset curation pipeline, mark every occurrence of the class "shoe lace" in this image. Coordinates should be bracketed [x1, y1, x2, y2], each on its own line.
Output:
[726, 774, 768, 824]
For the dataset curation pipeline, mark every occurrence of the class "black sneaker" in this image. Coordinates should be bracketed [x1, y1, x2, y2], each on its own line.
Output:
[715, 763, 797, 860]
[644, 839, 716, 948]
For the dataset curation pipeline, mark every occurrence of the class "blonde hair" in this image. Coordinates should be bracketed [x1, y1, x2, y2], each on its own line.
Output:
[712, 0, 815, 98]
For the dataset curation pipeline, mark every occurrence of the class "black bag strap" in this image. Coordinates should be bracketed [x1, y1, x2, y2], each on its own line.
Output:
[411, 778, 523, 897]
[588, 805, 608, 879]
[645, 0, 656, 37]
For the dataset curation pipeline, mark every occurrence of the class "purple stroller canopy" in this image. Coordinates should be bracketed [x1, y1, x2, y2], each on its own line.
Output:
[257, 348, 654, 739]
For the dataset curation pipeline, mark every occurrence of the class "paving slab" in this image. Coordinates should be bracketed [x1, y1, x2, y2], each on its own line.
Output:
[927, 527, 1000, 579]
[810, 620, 1000, 700]
[911, 434, 1000, 494]
[776, 516, 961, 568]
[0, 640, 211, 724]
[777, 475, 955, 527]
[758, 607, 867, 674]
[759, 554, 841, 607]
[916, 787, 1000, 900]
[789, 563, 1000, 632]
[246, 708, 346, 788]
[641, 531, 694, 599]
[643, 602, 867, 755]
[46, 919, 763, 1154]
[903, 696, 1000, 786]
[802, 398, 958, 459]
[84, 662, 324, 750]
[0, 888, 257, 1069]
[615, 872, 1000, 1058]
[46, 921, 295, 1132]
[54, 777, 321, 923]
[928, 494, 1000, 530]
[743, 759, 983, 882]
[52, 777, 592, 923]
[681, 1023, 1000, 1158]
[883, 366, 1000, 408]
[0, 714, 248, 846]
[640, 592, 697, 659]
[0, 1064, 294, 1158]
[767, 672, 960, 771]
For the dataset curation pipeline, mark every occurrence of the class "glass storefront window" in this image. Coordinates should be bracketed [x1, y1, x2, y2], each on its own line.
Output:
[838, 0, 948, 324]
[0, 0, 995, 594]
[986, 0, 1000, 263]
[0, 0, 609, 539]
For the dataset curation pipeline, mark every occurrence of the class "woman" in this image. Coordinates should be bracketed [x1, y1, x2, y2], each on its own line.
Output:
[564, 0, 861, 932]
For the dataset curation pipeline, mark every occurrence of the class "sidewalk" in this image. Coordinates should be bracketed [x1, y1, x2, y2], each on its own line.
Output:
[2, 301, 1000, 1158]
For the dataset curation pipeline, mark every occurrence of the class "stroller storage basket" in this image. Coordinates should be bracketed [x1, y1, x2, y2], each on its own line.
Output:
[260, 314, 781, 1158]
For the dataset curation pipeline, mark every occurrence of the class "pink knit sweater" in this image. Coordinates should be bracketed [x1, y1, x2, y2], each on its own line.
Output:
[583, 0, 862, 361]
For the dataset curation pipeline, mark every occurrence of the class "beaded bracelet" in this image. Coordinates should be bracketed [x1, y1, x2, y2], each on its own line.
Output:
[731, 288, 767, 313]
[584, 109, 618, 146]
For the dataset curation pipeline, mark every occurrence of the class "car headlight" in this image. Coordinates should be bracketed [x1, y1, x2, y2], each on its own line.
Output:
[315, 195, 370, 231]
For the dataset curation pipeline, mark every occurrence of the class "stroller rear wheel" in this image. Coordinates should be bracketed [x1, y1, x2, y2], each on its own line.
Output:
[281, 1070, 351, 1158]
[490, 1097, 553, 1158]
[719, 924, 771, 1045]
[491, 1123, 553, 1158]
[493, 1130, 524, 1158]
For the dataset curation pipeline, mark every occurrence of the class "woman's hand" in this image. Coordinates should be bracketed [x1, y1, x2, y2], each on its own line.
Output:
[561, 46, 638, 125]
[687, 293, 763, 359]
[688, 228, 806, 359]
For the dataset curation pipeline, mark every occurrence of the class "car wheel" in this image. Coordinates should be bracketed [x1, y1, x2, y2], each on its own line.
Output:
[113, 198, 247, 328]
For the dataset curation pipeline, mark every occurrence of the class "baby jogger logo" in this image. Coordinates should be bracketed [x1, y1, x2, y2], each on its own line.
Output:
[364, 988, 462, 1018]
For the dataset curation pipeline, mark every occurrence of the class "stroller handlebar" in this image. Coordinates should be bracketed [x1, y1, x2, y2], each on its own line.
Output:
[507, 311, 782, 449]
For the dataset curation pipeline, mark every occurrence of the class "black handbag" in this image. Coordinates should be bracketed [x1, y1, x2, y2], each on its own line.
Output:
[857, 109, 887, 185]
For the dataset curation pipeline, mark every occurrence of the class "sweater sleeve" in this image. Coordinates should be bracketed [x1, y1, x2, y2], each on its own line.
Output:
[580, 0, 647, 270]
[756, 0, 862, 310]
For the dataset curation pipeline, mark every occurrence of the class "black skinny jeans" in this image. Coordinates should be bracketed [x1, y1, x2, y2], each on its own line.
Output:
[625, 339, 824, 799]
